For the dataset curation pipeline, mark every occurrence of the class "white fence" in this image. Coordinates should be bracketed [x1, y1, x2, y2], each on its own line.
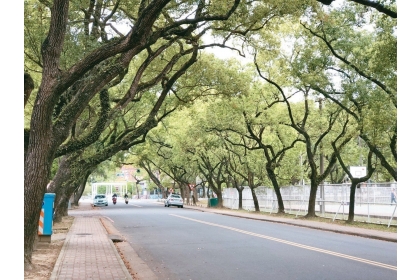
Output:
[222, 183, 397, 226]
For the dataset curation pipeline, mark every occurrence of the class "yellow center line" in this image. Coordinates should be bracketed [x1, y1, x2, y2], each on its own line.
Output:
[170, 214, 397, 271]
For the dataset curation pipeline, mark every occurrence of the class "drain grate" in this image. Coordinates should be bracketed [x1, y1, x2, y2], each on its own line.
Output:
[76, 233, 92, 235]
[108, 234, 124, 242]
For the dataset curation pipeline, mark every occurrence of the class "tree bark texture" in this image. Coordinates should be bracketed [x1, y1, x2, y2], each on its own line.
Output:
[74, 174, 89, 206]
[192, 188, 198, 205]
[306, 180, 319, 217]
[266, 168, 285, 214]
[348, 182, 358, 222]
[250, 187, 260, 212]
[237, 187, 243, 210]
[24, 73, 35, 108]
[24, 0, 241, 266]
[141, 163, 166, 198]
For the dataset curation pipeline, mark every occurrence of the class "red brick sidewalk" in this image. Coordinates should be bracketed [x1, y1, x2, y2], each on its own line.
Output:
[49, 202, 132, 280]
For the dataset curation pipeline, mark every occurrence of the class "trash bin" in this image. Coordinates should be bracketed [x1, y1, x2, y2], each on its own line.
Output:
[209, 198, 218, 207]
[38, 193, 56, 238]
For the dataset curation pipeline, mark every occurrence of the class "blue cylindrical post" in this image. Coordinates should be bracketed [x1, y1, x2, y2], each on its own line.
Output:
[38, 193, 56, 236]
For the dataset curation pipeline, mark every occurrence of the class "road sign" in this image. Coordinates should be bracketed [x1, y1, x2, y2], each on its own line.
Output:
[350, 166, 366, 178]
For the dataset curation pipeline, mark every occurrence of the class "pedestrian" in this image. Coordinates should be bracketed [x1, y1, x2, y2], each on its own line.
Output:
[391, 188, 397, 204]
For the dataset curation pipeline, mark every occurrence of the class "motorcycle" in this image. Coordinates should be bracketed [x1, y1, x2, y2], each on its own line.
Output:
[112, 196, 117, 205]
[125, 197, 129, 204]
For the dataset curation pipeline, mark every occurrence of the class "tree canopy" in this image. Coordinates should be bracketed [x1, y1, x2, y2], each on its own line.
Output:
[24, 0, 396, 268]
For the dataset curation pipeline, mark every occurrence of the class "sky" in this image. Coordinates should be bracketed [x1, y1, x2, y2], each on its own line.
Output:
[13, 0, 413, 276]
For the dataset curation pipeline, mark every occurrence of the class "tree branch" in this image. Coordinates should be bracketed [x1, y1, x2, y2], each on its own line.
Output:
[316, 0, 396, 18]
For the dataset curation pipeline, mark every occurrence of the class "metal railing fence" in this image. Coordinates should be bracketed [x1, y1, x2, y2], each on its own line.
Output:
[222, 183, 397, 226]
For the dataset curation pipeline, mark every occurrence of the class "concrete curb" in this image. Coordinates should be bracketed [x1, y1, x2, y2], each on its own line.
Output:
[180, 204, 397, 243]
[212, 211, 398, 243]
[101, 217, 158, 280]
[103, 224, 133, 280]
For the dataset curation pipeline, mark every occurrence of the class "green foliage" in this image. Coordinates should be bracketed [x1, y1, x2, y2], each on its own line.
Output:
[27, 0, 397, 195]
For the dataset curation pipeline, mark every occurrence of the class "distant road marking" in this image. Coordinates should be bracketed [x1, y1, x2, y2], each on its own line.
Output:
[170, 214, 397, 271]
[129, 204, 142, 208]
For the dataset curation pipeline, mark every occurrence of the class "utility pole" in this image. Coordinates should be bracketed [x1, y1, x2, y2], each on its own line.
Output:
[317, 98, 325, 215]
[300, 154, 303, 186]
[358, 136, 363, 166]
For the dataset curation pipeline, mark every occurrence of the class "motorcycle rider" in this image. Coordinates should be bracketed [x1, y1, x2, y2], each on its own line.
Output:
[112, 193, 117, 198]
[124, 193, 128, 199]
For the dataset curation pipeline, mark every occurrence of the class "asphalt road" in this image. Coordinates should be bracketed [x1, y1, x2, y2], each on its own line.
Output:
[99, 199, 397, 280]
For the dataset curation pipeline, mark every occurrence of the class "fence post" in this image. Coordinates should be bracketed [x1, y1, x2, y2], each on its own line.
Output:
[270, 199, 276, 215]
[388, 204, 397, 228]
[296, 199, 305, 217]
[333, 202, 344, 222]
[367, 186, 370, 222]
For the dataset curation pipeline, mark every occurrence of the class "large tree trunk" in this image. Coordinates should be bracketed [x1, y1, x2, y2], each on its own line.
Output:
[192, 187, 198, 206]
[182, 184, 191, 205]
[54, 196, 70, 222]
[52, 179, 79, 222]
[24, 72, 34, 108]
[160, 185, 166, 199]
[24, 0, 241, 267]
[55, 173, 89, 222]
[48, 152, 94, 222]
[23, 0, 159, 266]
[208, 181, 224, 208]
[206, 185, 211, 198]
[140, 163, 166, 198]
[47, 154, 80, 222]
[236, 187, 243, 210]
[250, 187, 260, 212]
[266, 168, 285, 214]
[216, 196, 223, 208]
[347, 182, 358, 222]
[135, 183, 141, 199]
[74, 176, 88, 206]
[214, 187, 223, 208]
[306, 179, 319, 217]
[24, 0, 75, 267]
[25, 119, 61, 268]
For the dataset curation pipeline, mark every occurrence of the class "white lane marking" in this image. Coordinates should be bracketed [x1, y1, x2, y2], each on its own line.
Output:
[170, 214, 397, 271]
[126, 204, 142, 208]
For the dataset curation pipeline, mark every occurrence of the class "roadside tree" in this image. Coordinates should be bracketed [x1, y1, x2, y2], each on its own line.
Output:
[24, 0, 246, 267]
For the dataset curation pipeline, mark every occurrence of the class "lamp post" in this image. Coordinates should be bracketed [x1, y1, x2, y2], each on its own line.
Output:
[316, 97, 325, 215]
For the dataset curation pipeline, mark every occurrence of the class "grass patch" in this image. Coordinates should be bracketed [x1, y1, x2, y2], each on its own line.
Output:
[294, 215, 397, 233]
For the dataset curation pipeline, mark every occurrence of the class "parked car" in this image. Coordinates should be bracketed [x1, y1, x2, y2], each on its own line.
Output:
[93, 194, 108, 207]
[164, 194, 184, 208]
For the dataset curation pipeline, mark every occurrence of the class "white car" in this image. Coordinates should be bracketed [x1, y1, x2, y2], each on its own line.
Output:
[93, 194, 108, 207]
[164, 194, 184, 208]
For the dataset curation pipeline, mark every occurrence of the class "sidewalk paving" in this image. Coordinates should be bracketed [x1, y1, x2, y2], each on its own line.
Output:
[49, 202, 132, 280]
[50, 200, 397, 280]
